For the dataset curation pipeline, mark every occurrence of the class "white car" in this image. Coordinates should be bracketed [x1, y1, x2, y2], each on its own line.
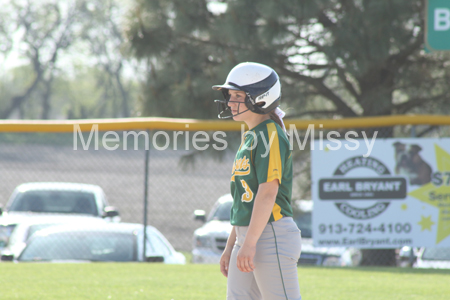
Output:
[10, 222, 186, 264]
[1, 182, 120, 220]
[192, 194, 361, 266]
[192, 194, 233, 263]
[0, 182, 120, 251]
[413, 247, 450, 269]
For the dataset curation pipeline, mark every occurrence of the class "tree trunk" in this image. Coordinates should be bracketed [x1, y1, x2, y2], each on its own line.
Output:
[1, 71, 42, 119]
[115, 72, 129, 118]
[41, 77, 53, 119]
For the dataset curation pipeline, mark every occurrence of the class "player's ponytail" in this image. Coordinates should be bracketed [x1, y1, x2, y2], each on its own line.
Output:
[270, 108, 288, 137]
[269, 111, 284, 129]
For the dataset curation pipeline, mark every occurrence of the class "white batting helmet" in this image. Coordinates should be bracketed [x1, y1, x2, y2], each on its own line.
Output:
[212, 62, 281, 119]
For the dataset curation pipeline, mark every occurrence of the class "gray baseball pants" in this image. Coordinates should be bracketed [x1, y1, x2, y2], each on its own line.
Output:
[227, 217, 302, 300]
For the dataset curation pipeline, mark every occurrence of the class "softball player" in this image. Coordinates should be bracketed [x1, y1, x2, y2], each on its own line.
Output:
[212, 62, 302, 300]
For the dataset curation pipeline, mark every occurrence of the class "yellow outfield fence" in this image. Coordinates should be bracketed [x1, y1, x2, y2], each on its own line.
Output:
[0, 114, 449, 265]
[0, 114, 449, 132]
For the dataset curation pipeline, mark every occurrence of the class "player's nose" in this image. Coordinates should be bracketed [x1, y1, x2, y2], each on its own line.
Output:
[228, 98, 238, 108]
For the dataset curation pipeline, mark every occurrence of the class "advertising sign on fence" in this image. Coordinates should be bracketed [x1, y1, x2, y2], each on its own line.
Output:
[311, 138, 450, 248]
[426, 0, 450, 51]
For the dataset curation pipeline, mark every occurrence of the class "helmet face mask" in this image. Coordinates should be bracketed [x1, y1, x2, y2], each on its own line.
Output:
[212, 62, 281, 119]
[214, 88, 253, 119]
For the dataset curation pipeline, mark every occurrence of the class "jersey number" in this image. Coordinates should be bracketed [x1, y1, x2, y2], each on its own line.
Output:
[240, 179, 254, 202]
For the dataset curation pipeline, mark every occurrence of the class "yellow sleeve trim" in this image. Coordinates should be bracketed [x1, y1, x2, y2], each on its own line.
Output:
[272, 203, 283, 221]
[266, 123, 282, 184]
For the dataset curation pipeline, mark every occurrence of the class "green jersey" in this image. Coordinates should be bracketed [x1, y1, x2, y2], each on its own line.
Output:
[230, 119, 293, 226]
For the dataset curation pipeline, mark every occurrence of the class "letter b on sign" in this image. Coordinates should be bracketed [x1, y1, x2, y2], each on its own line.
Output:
[426, 0, 450, 50]
[435, 8, 450, 31]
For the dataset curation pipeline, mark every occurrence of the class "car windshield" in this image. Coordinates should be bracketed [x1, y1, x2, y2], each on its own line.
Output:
[146, 232, 172, 256]
[9, 191, 98, 215]
[7, 223, 58, 247]
[422, 247, 450, 261]
[293, 211, 312, 238]
[211, 201, 233, 221]
[27, 224, 64, 240]
[19, 232, 136, 262]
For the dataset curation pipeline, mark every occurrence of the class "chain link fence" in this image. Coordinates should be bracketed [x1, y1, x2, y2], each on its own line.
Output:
[0, 117, 449, 266]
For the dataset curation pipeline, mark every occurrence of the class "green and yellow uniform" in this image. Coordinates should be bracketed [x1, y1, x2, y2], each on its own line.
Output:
[230, 119, 293, 226]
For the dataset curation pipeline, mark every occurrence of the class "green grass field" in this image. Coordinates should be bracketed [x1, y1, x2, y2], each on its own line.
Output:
[1, 263, 449, 300]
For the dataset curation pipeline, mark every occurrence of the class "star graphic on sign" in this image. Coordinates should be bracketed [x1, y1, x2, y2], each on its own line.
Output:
[418, 215, 435, 231]
[408, 144, 450, 244]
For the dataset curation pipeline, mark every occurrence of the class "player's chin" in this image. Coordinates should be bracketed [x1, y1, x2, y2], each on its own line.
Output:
[231, 111, 245, 121]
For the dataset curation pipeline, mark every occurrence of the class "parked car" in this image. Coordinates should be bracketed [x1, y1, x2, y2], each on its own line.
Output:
[8, 222, 185, 264]
[413, 247, 450, 269]
[0, 215, 107, 260]
[0, 214, 36, 250]
[0, 182, 120, 220]
[192, 194, 361, 266]
[192, 194, 232, 263]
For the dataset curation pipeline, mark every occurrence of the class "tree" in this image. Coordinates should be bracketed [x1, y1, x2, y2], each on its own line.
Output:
[124, 0, 450, 266]
[0, 0, 140, 119]
[124, 0, 450, 121]
[77, 0, 137, 118]
[0, 0, 83, 119]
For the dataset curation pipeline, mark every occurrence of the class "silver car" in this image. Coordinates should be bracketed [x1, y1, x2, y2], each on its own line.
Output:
[1, 214, 107, 260]
[11, 222, 186, 264]
[414, 247, 450, 269]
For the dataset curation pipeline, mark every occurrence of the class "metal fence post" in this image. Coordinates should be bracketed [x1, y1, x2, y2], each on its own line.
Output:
[409, 125, 416, 266]
[143, 129, 150, 261]
[411, 125, 416, 138]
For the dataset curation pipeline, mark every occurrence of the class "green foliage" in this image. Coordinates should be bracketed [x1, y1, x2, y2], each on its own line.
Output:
[0, 62, 139, 119]
[52, 65, 105, 119]
[125, 0, 450, 119]
[0, 0, 140, 120]
[53, 64, 140, 119]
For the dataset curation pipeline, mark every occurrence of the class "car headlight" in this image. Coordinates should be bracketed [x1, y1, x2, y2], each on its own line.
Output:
[195, 236, 212, 248]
